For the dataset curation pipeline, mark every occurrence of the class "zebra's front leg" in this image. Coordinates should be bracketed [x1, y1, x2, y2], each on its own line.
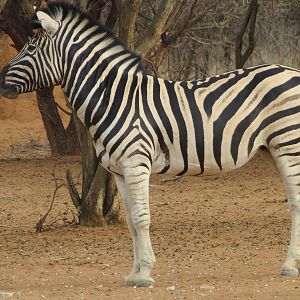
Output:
[115, 170, 155, 287]
[114, 175, 140, 279]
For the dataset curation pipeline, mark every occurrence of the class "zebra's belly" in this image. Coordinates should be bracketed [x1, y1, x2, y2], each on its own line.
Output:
[151, 145, 259, 176]
[96, 137, 259, 177]
[160, 161, 241, 176]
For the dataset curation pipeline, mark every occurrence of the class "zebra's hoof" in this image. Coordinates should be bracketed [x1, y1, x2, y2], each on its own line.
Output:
[281, 268, 299, 277]
[124, 276, 154, 288]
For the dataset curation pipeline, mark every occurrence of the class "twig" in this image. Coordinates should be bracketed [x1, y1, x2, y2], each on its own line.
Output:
[142, 57, 160, 77]
[63, 221, 78, 230]
[35, 171, 79, 233]
[35, 171, 64, 233]
[187, 35, 234, 48]
[66, 169, 82, 210]
[161, 176, 182, 184]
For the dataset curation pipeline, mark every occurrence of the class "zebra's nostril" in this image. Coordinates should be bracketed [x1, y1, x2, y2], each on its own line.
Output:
[0, 64, 18, 99]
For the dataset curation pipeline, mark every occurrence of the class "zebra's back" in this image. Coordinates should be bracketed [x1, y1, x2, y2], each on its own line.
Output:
[132, 64, 300, 176]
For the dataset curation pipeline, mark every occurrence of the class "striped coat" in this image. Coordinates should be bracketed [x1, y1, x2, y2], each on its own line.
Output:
[0, 2, 300, 287]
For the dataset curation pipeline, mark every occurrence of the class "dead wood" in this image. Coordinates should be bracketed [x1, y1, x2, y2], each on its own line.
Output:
[35, 172, 79, 233]
[235, 0, 259, 69]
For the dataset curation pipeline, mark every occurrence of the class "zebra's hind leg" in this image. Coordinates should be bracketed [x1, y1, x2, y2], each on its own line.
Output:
[272, 150, 300, 276]
[114, 171, 155, 287]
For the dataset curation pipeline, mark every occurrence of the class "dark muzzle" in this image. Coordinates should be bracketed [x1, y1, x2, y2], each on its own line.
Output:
[0, 64, 18, 99]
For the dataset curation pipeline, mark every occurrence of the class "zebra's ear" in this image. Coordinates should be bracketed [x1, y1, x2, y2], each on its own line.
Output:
[36, 11, 59, 36]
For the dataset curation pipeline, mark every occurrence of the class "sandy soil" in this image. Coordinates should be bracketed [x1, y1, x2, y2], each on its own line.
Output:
[1, 34, 300, 300]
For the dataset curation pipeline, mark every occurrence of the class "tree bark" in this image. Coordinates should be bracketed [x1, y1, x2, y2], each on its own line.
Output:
[104, 0, 118, 31]
[0, 0, 7, 13]
[36, 87, 73, 156]
[235, 0, 259, 69]
[66, 112, 123, 226]
[0, 0, 30, 49]
[65, 114, 80, 155]
[119, 0, 141, 50]
[135, 0, 177, 56]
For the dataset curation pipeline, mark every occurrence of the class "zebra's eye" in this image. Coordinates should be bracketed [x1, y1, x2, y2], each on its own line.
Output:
[27, 44, 36, 52]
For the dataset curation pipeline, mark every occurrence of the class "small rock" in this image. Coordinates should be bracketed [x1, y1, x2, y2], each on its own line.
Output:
[0, 292, 15, 299]
[167, 285, 176, 291]
[95, 285, 103, 289]
[200, 284, 215, 290]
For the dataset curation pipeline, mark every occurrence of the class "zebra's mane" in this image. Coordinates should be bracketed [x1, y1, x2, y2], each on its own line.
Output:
[34, 1, 142, 69]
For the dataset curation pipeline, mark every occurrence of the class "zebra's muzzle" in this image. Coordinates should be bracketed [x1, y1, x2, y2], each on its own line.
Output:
[0, 64, 19, 99]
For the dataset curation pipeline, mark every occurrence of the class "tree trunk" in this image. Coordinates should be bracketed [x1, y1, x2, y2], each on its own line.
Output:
[63, 0, 124, 226]
[36, 87, 73, 156]
[235, 0, 258, 69]
[102, 173, 122, 224]
[0, 0, 30, 49]
[0, 0, 79, 156]
[66, 112, 123, 226]
[65, 114, 81, 155]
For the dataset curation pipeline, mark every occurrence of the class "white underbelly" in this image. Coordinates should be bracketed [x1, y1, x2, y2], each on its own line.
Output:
[151, 144, 259, 176]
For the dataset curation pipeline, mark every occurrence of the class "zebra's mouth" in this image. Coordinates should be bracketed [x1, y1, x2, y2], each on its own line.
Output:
[0, 64, 19, 99]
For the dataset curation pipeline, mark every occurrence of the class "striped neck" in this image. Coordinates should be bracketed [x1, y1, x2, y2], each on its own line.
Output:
[43, 4, 142, 110]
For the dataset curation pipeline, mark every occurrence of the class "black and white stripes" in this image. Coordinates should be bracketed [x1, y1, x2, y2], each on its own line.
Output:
[1, 1, 300, 287]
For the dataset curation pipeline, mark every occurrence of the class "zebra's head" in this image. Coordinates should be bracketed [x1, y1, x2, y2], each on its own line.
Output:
[0, 2, 142, 101]
[0, 7, 64, 99]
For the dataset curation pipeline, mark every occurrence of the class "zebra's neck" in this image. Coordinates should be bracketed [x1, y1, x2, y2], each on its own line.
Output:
[57, 16, 140, 122]
[58, 15, 141, 127]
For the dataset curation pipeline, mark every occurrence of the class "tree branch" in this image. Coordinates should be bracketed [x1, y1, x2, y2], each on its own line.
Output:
[135, 0, 177, 56]
[66, 169, 82, 210]
[161, 0, 197, 48]
[118, 0, 141, 50]
[235, 0, 259, 69]
[0, 0, 7, 13]
[20, 0, 34, 16]
[36, 171, 78, 232]
[104, 0, 118, 31]
[87, 0, 108, 20]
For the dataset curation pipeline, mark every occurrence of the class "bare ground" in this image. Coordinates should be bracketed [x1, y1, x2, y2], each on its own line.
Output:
[0, 118, 300, 300]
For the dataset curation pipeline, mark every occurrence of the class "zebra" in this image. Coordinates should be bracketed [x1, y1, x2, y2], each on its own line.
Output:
[1, 1, 300, 287]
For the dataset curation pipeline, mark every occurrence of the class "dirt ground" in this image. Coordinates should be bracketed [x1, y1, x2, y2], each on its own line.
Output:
[1, 35, 300, 300]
